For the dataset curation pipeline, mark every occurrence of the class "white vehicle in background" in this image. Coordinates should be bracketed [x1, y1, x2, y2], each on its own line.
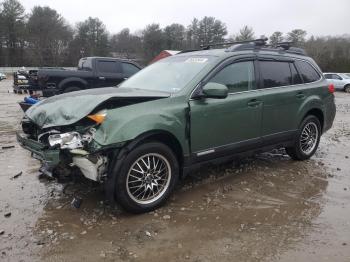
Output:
[323, 73, 350, 93]
[0, 72, 6, 80]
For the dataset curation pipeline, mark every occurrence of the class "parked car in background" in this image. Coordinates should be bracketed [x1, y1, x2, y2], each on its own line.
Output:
[0, 72, 6, 80]
[17, 39, 336, 213]
[28, 57, 142, 97]
[13, 72, 29, 93]
[323, 73, 350, 93]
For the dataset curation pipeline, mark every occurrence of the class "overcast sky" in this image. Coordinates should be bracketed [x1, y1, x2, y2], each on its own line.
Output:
[20, 0, 349, 37]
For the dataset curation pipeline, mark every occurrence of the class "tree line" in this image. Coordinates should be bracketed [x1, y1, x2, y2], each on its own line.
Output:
[0, 0, 350, 72]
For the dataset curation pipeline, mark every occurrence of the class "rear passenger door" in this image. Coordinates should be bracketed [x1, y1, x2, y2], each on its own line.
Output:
[96, 59, 124, 87]
[258, 58, 305, 144]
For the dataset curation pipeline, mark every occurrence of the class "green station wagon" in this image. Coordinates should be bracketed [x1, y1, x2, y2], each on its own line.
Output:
[17, 39, 336, 213]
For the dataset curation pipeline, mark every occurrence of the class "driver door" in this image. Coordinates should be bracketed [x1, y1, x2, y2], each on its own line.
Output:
[189, 59, 263, 160]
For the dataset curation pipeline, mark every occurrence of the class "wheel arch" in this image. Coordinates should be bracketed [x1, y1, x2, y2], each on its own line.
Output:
[105, 130, 185, 205]
[123, 130, 184, 170]
[58, 77, 87, 91]
[303, 108, 324, 132]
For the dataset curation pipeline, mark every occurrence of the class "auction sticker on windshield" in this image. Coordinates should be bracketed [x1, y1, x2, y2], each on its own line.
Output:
[185, 57, 208, 63]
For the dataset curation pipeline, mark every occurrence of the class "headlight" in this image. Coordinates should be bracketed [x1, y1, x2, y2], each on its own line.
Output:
[87, 109, 107, 124]
[48, 132, 83, 149]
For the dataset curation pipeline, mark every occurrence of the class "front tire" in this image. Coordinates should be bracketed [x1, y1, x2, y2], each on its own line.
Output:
[286, 115, 321, 161]
[114, 142, 179, 213]
[344, 85, 350, 93]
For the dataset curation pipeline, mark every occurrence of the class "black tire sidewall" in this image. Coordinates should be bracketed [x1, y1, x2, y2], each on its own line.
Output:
[114, 142, 179, 213]
[345, 85, 350, 93]
[293, 115, 321, 160]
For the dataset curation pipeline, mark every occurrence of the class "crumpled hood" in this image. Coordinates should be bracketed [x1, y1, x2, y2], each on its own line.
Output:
[25, 87, 170, 129]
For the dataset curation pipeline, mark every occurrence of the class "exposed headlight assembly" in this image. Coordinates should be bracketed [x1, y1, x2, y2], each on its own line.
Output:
[48, 132, 83, 149]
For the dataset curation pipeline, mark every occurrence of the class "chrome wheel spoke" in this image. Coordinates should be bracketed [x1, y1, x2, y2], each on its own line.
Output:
[126, 153, 171, 205]
[300, 122, 319, 155]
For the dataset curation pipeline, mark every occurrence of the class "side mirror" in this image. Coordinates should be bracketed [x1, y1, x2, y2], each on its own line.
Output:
[202, 82, 228, 99]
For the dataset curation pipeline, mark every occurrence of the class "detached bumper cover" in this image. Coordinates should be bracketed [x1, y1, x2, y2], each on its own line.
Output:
[16, 131, 60, 168]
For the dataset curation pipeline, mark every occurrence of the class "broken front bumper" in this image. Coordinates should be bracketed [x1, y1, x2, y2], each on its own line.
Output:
[16, 131, 60, 169]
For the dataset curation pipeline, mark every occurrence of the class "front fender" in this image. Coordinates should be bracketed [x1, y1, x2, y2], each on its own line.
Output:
[93, 98, 189, 154]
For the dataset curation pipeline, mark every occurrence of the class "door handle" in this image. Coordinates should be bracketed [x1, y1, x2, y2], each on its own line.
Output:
[99, 76, 105, 80]
[247, 99, 261, 107]
[296, 92, 305, 99]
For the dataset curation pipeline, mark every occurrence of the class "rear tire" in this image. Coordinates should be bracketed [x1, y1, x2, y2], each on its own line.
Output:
[114, 142, 179, 213]
[64, 86, 81, 93]
[344, 85, 350, 93]
[286, 115, 321, 161]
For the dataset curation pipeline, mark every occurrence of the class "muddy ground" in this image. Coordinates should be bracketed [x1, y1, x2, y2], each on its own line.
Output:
[0, 78, 349, 262]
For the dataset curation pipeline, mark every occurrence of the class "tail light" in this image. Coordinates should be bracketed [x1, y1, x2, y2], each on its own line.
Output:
[328, 84, 335, 93]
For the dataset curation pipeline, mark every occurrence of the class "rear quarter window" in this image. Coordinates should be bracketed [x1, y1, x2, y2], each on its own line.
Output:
[295, 60, 320, 83]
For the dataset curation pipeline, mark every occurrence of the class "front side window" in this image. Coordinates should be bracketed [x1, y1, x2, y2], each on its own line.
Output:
[260, 61, 292, 88]
[122, 63, 140, 77]
[324, 74, 332, 79]
[295, 60, 320, 83]
[209, 61, 255, 93]
[97, 61, 122, 74]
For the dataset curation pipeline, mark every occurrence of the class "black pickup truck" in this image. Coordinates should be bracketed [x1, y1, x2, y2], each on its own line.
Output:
[28, 57, 141, 97]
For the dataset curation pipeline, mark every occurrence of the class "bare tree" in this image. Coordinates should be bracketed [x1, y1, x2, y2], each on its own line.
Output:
[286, 29, 307, 47]
[269, 31, 284, 46]
[26, 6, 73, 66]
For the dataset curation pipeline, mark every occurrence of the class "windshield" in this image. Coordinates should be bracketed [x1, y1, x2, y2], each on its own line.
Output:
[78, 58, 92, 71]
[340, 73, 350, 79]
[119, 55, 214, 92]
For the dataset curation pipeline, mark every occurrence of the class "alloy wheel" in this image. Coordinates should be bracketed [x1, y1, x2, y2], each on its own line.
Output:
[126, 153, 171, 205]
[299, 122, 319, 155]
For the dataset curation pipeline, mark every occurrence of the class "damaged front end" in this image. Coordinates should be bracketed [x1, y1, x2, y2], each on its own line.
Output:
[17, 111, 110, 182]
[16, 87, 171, 182]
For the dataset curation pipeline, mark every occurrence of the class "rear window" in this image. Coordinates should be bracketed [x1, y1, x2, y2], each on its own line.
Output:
[260, 61, 292, 88]
[295, 60, 320, 83]
[78, 58, 92, 71]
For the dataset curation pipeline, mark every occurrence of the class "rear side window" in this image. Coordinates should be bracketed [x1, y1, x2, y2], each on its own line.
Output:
[97, 60, 122, 74]
[295, 60, 320, 83]
[259, 61, 292, 88]
[332, 74, 342, 80]
[209, 61, 255, 93]
[122, 63, 140, 77]
[290, 63, 303, 85]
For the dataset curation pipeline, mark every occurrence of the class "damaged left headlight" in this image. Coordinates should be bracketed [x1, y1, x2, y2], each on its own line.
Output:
[48, 132, 83, 149]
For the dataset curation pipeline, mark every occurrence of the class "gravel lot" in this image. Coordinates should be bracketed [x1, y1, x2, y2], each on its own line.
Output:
[0, 79, 349, 262]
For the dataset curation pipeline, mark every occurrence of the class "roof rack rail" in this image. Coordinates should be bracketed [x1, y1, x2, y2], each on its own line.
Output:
[275, 41, 294, 50]
[275, 41, 307, 55]
[177, 49, 200, 54]
[200, 37, 268, 50]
